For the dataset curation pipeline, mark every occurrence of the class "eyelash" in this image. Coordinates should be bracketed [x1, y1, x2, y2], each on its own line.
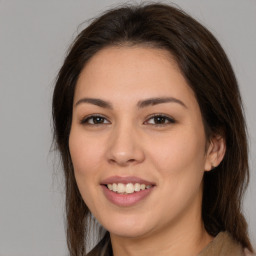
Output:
[144, 114, 176, 126]
[80, 114, 176, 126]
[80, 114, 110, 125]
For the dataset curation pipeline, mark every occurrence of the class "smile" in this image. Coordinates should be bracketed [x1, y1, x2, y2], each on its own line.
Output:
[106, 183, 152, 194]
[101, 176, 155, 207]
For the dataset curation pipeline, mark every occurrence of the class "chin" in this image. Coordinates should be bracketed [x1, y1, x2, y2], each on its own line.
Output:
[101, 214, 153, 239]
[108, 226, 152, 239]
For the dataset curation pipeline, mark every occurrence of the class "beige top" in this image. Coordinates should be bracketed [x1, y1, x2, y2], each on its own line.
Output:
[198, 232, 252, 256]
[87, 231, 254, 256]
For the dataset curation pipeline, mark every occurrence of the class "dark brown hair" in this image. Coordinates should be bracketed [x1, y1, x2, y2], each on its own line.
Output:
[52, 3, 253, 255]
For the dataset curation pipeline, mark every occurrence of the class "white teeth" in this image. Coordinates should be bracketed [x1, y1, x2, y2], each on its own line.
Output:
[117, 183, 125, 193]
[134, 183, 140, 192]
[112, 183, 117, 192]
[106, 183, 152, 194]
[126, 183, 134, 194]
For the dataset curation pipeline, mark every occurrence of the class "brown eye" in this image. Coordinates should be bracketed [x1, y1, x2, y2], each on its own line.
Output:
[145, 114, 175, 125]
[153, 116, 168, 124]
[91, 116, 105, 124]
[81, 115, 110, 125]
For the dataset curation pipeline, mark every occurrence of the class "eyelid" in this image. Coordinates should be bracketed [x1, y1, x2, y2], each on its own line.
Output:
[79, 113, 175, 126]
[143, 113, 176, 125]
[80, 114, 111, 125]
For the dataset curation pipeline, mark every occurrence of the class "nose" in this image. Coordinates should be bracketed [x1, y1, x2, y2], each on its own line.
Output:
[106, 122, 145, 166]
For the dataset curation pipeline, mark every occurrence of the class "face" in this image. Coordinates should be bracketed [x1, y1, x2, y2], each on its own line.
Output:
[69, 46, 216, 239]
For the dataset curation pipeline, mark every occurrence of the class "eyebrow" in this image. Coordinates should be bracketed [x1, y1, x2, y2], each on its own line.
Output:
[137, 97, 187, 109]
[75, 98, 113, 109]
[75, 97, 187, 109]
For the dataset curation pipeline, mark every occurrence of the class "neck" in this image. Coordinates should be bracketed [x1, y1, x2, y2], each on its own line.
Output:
[111, 222, 212, 256]
[110, 192, 213, 256]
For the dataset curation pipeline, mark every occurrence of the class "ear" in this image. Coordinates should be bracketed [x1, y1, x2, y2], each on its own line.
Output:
[204, 135, 226, 171]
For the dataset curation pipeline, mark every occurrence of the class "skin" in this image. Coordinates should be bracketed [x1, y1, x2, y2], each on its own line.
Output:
[69, 46, 226, 256]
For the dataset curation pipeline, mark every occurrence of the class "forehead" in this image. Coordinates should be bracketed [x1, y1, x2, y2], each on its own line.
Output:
[75, 46, 197, 108]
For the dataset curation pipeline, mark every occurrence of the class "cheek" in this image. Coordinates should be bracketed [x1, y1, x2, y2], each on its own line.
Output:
[145, 126, 205, 201]
[69, 128, 105, 176]
[146, 127, 206, 183]
[145, 131, 206, 219]
[68, 127, 106, 210]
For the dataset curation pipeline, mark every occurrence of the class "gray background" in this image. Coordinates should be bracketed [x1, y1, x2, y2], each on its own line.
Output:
[0, 0, 255, 255]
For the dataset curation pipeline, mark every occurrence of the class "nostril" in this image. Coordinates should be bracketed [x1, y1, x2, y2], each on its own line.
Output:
[108, 157, 137, 166]
[108, 159, 116, 164]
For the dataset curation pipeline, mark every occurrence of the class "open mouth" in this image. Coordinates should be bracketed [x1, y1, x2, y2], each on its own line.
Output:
[101, 177, 156, 206]
[105, 183, 153, 194]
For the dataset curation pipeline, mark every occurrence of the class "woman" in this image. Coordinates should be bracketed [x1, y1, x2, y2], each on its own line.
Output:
[52, 3, 254, 256]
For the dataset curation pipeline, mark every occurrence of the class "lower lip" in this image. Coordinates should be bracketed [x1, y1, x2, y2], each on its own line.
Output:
[102, 185, 154, 207]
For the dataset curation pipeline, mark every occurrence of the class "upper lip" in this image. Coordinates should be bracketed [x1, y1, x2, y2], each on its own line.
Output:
[101, 176, 155, 186]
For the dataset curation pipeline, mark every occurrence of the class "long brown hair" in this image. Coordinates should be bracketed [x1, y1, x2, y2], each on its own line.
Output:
[52, 3, 253, 255]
